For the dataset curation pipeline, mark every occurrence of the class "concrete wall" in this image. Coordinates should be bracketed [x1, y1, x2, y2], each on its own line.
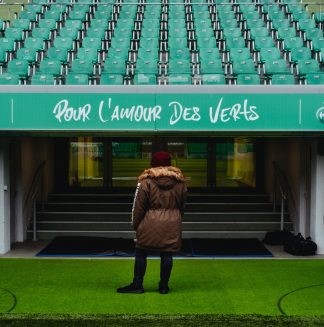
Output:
[264, 137, 311, 234]
[0, 141, 11, 254]
[15, 137, 54, 243]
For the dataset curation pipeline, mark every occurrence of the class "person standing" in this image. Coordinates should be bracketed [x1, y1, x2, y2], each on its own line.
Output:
[117, 151, 187, 294]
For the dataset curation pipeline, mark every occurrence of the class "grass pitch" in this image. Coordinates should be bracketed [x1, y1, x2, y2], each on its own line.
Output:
[0, 258, 324, 317]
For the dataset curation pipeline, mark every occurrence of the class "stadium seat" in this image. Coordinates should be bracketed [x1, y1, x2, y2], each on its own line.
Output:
[7, 59, 30, 79]
[289, 47, 312, 64]
[65, 73, 89, 85]
[264, 59, 291, 75]
[305, 73, 324, 85]
[168, 74, 191, 84]
[0, 72, 20, 84]
[133, 73, 156, 85]
[31, 73, 56, 85]
[100, 73, 124, 85]
[296, 59, 321, 76]
[236, 74, 261, 85]
[271, 74, 295, 84]
[202, 74, 226, 85]
[39, 59, 62, 76]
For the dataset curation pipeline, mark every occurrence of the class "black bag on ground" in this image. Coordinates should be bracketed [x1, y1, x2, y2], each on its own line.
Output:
[263, 230, 293, 245]
[283, 233, 317, 256]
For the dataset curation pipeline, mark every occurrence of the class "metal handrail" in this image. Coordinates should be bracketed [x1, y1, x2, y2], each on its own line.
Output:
[272, 161, 296, 231]
[23, 160, 46, 241]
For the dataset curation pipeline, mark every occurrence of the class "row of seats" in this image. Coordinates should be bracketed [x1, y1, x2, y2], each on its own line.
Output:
[0, 0, 323, 84]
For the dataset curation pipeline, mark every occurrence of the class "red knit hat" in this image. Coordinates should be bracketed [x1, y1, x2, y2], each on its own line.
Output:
[151, 151, 172, 167]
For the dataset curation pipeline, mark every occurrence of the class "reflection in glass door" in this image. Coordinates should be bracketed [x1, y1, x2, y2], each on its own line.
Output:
[69, 137, 104, 188]
[112, 140, 152, 188]
[167, 141, 207, 188]
[216, 138, 256, 188]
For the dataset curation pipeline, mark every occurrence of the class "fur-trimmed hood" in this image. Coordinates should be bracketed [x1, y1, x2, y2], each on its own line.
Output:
[138, 166, 185, 190]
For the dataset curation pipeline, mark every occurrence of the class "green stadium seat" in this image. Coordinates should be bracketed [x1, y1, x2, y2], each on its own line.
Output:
[12, 19, 31, 31]
[296, 59, 321, 75]
[291, 10, 309, 22]
[7, 59, 30, 78]
[311, 37, 324, 53]
[38, 19, 57, 31]
[253, 36, 275, 51]
[139, 37, 159, 49]
[136, 59, 158, 74]
[100, 73, 124, 85]
[133, 73, 156, 85]
[225, 36, 246, 50]
[222, 27, 242, 39]
[104, 59, 127, 74]
[219, 19, 238, 29]
[0, 38, 16, 52]
[245, 18, 265, 30]
[65, 73, 89, 85]
[277, 27, 296, 41]
[59, 26, 79, 40]
[31, 73, 55, 84]
[168, 37, 188, 50]
[68, 10, 88, 22]
[271, 19, 290, 31]
[232, 59, 256, 74]
[0, 73, 20, 85]
[91, 18, 109, 30]
[107, 47, 129, 60]
[259, 47, 281, 63]
[77, 47, 98, 63]
[47, 47, 68, 63]
[197, 37, 218, 50]
[16, 48, 38, 64]
[283, 36, 304, 52]
[304, 28, 323, 42]
[54, 36, 74, 51]
[44, 10, 63, 23]
[5, 28, 24, 41]
[271, 74, 295, 84]
[141, 27, 160, 38]
[70, 58, 94, 75]
[202, 74, 226, 85]
[24, 37, 44, 51]
[39, 59, 62, 76]
[170, 27, 189, 38]
[199, 48, 221, 62]
[110, 37, 130, 49]
[305, 73, 324, 84]
[236, 74, 261, 85]
[290, 47, 311, 63]
[168, 74, 191, 84]
[200, 60, 223, 74]
[32, 27, 51, 41]
[297, 19, 316, 32]
[169, 48, 190, 60]
[64, 19, 83, 30]
[168, 59, 191, 74]
[249, 27, 269, 40]
[229, 48, 251, 63]
[264, 59, 291, 75]
[86, 27, 106, 40]
[137, 48, 159, 61]
[314, 12, 324, 28]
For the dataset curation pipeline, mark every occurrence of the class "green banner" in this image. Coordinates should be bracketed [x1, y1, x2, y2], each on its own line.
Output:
[0, 92, 324, 131]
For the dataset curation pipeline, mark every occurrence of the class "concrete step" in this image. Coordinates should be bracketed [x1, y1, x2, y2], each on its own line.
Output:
[34, 221, 294, 231]
[42, 202, 275, 213]
[36, 211, 289, 222]
[27, 230, 275, 240]
[47, 193, 270, 204]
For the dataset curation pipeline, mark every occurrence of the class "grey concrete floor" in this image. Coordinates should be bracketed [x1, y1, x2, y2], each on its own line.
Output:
[1, 240, 324, 259]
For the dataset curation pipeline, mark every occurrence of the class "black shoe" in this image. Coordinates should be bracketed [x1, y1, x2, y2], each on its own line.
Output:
[158, 282, 170, 294]
[117, 282, 144, 294]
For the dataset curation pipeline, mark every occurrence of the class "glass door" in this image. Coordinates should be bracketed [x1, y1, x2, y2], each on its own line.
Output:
[216, 138, 256, 188]
[68, 137, 104, 188]
[166, 139, 208, 188]
[112, 139, 152, 188]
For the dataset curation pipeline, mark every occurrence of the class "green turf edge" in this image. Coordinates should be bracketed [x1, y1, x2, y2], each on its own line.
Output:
[1, 314, 324, 327]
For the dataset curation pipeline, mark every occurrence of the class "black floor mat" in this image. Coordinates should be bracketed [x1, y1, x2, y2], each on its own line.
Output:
[36, 236, 272, 257]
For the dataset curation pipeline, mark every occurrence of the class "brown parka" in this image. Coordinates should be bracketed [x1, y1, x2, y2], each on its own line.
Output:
[131, 166, 187, 253]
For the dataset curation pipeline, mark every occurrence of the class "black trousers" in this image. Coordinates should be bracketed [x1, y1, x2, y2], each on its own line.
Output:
[133, 248, 173, 285]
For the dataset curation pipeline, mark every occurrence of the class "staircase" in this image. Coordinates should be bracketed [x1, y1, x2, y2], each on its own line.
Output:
[28, 193, 294, 240]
